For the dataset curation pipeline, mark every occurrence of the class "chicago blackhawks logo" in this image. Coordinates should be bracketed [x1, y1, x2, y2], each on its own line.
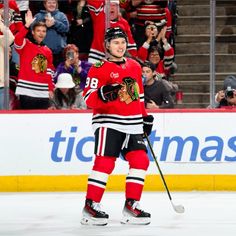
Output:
[118, 77, 139, 104]
[31, 54, 47, 73]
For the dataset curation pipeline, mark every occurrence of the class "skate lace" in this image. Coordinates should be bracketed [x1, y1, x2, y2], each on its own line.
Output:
[92, 202, 103, 213]
[131, 201, 142, 211]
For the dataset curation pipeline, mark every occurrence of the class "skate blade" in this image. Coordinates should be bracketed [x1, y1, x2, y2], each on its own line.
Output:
[80, 217, 108, 226]
[120, 216, 151, 225]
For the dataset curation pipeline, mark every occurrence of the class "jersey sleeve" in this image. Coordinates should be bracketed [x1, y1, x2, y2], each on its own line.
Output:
[83, 64, 108, 109]
[165, 7, 172, 39]
[137, 42, 149, 62]
[163, 41, 174, 71]
[87, 0, 104, 20]
[134, 61, 148, 117]
[14, 25, 28, 54]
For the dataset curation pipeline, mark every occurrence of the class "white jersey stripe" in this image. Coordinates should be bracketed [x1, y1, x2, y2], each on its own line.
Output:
[14, 39, 26, 50]
[97, 128, 102, 156]
[128, 168, 146, 179]
[89, 170, 109, 183]
[126, 179, 145, 185]
[126, 168, 146, 185]
[97, 127, 107, 156]
[92, 113, 144, 134]
[101, 128, 107, 156]
[87, 181, 106, 189]
[88, 170, 109, 189]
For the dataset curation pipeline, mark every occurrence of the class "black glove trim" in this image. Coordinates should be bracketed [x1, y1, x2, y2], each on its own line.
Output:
[143, 115, 154, 136]
[98, 86, 108, 103]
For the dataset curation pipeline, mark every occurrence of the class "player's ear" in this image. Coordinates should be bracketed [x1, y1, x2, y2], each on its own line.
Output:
[105, 42, 110, 51]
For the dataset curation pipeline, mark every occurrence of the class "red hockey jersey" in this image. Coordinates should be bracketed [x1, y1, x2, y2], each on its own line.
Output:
[83, 58, 148, 134]
[14, 26, 55, 98]
[134, 1, 172, 38]
[87, 0, 137, 64]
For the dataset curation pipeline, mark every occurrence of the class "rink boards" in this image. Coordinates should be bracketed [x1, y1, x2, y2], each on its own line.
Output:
[0, 109, 236, 191]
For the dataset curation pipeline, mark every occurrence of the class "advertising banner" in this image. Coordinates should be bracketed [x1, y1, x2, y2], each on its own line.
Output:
[0, 111, 236, 176]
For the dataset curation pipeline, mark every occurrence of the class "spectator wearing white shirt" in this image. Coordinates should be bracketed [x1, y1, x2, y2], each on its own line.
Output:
[0, 17, 15, 109]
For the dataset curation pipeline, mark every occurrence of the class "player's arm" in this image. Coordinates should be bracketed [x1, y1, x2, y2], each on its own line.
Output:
[83, 65, 121, 108]
[135, 62, 154, 136]
[134, 62, 148, 117]
[14, 26, 28, 52]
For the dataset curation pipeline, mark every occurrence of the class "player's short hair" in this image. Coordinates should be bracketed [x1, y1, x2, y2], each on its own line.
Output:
[105, 27, 128, 43]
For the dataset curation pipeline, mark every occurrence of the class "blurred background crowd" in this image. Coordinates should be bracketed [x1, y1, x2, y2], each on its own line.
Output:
[0, 0, 235, 110]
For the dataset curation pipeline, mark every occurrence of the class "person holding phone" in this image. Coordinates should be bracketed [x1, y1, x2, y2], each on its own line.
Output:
[53, 44, 92, 97]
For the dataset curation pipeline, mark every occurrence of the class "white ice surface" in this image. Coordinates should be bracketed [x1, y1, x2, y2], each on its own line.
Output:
[0, 191, 236, 236]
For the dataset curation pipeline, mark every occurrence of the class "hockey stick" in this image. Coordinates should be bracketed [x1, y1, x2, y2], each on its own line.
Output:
[145, 133, 185, 214]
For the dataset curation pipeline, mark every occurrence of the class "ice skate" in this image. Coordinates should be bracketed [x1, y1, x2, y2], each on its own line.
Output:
[80, 199, 109, 226]
[121, 199, 151, 225]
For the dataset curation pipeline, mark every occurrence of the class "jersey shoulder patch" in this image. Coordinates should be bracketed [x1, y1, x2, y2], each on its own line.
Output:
[93, 61, 105, 68]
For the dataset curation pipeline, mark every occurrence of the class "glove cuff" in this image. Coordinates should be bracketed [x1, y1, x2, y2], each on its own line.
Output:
[143, 115, 154, 136]
[143, 115, 154, 123]
[97, 86, 108, 103]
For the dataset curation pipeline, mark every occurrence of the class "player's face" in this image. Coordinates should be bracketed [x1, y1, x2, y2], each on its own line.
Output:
[107, 37, 127, 60]
[32, 26, 47, 44]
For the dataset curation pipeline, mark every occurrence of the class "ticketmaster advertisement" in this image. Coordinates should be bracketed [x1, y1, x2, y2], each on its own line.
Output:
[0, 111, 236, 176]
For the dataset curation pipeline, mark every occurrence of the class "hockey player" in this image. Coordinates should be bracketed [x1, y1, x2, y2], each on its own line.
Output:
[81, 27, 154, 226]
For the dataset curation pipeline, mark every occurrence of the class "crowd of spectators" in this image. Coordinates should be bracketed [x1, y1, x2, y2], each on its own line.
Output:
[0, 0, 180, 110]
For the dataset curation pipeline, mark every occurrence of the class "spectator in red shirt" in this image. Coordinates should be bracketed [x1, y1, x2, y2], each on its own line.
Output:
[14, 10, 55, 109]
[87, 0, 137, 63]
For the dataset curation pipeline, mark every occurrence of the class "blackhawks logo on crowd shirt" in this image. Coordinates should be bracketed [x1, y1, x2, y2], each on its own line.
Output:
[31, 54, 48, 73]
